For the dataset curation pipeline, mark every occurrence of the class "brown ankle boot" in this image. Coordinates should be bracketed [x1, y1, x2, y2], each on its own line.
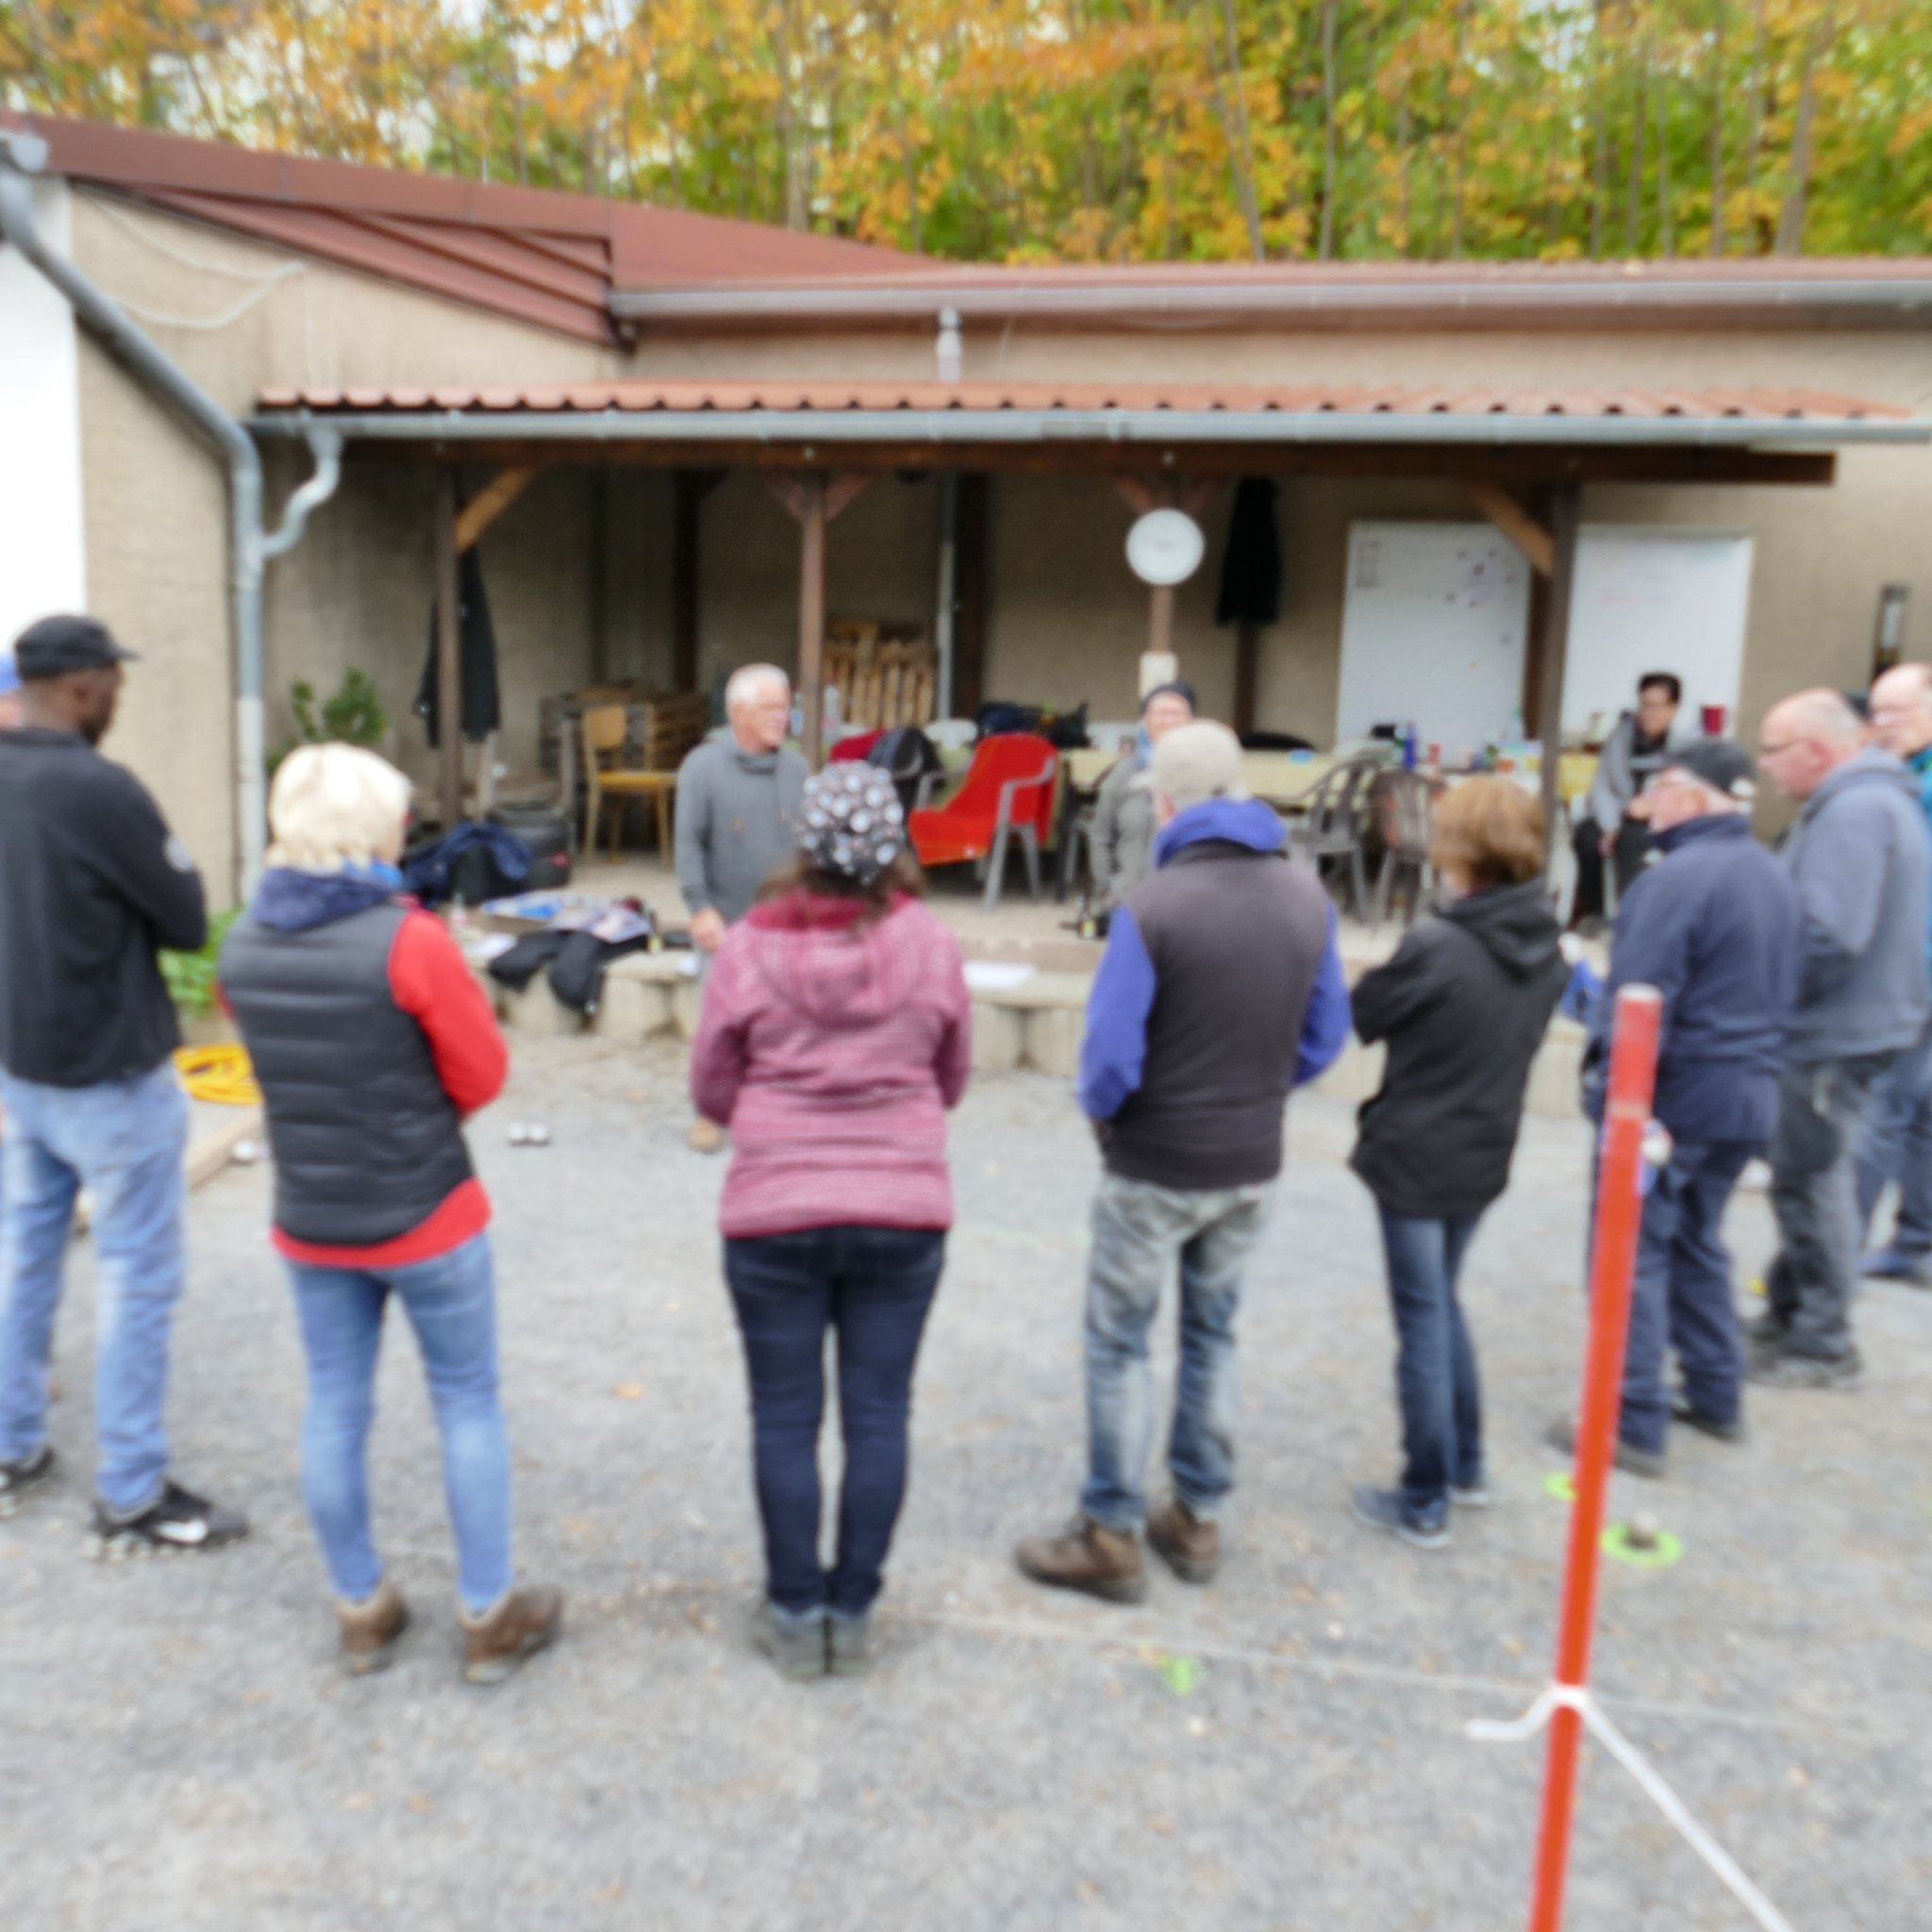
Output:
[1015, 1517, 1146, 1604]
[1146, 1495, 1220, 1584]
[460, 1584, 564, 1686]
[335, 1577, 409, 1675]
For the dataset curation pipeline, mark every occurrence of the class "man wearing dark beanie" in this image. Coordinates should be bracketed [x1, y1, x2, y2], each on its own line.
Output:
[0, 615, 246, 1553]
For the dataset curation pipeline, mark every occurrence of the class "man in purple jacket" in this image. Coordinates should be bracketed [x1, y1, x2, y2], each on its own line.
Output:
[1015, 722, 1349, 1603]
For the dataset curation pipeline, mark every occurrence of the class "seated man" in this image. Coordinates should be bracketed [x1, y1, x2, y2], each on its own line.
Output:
[1573, 672, 1691, 930]
[1089, 682, 1195, 910]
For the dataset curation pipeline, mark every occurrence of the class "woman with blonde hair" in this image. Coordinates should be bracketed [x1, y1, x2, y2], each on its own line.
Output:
[221, 743, 560, 1682]
[1346, 777, 1568, 1549]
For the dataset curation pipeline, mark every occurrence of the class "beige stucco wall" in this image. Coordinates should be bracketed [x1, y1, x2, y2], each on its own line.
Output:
[55, 181, 1932, 897]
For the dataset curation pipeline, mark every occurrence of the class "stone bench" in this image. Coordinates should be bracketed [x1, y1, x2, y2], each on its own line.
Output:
[478, 952, 1586, 1121]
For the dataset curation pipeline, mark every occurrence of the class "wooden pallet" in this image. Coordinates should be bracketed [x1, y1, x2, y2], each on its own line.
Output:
[826, 623, 935, 731]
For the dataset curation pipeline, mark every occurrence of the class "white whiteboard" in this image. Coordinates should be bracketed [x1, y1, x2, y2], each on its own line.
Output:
[1561, 528, 1753, 737]
[1337, 524, 1530, 756]
[0, 175, 87, 652]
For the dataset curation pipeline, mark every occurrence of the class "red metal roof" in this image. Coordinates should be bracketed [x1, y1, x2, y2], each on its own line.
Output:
[9, 113, 914, 346]
[258, 377, 1908, 422]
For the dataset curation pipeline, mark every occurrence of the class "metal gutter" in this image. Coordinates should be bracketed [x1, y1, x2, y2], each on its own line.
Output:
[246, 407, 1929, 449]
[609, 277, 1932, 330]
[0, 130, 341, 897]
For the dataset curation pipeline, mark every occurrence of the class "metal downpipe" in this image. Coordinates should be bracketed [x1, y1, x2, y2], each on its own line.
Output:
[0, 131, 340, 898]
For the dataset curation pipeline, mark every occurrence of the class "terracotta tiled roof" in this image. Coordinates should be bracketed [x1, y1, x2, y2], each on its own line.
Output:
[10, 113, 912, 345]
[257, 377, 1909, 423]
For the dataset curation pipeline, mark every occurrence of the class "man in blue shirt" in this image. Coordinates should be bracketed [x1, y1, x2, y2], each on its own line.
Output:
[1857, 661, 1932, 1285]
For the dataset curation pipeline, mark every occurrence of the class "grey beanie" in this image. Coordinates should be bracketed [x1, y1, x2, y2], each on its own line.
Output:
[798, 764, 906, 885]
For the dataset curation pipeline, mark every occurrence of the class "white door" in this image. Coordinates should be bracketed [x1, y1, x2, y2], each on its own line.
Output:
[0, 175, 88, 651]
[1561, 529, 1754, 737]
[1337, 522, 1531, 758]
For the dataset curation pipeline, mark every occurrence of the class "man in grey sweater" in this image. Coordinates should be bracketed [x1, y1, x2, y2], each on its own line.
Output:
[675, 663, 808, 1151]
[1753, 689, 1930, 1387]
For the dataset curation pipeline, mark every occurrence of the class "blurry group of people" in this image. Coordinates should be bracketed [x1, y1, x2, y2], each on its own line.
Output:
[3, 616, 1929, 1686]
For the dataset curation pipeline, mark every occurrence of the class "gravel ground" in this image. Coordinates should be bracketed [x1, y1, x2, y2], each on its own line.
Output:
[2, 1036, 1928, 1932]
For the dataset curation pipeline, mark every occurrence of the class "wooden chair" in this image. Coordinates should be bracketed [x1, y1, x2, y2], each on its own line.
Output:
[580, 704, 675, 860]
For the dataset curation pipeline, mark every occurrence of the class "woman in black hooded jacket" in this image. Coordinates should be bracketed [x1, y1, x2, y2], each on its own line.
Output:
[1348, 777, 1568, 1549]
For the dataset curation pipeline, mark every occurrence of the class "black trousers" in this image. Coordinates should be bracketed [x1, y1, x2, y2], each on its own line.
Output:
[1572, 815, 1652, 923]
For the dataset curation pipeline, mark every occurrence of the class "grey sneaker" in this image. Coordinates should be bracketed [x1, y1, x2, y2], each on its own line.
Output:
[0, 1443, 55, 1519]
[1449, 1480, 1492, 1507]
[1543, 1415, 1666, 1480]
[1746, 1346, 1863, 1391]
[827, 1609, 871, 1678]
[1351, 1485, 1451, 1551]
[751, 1600, 827, 1681]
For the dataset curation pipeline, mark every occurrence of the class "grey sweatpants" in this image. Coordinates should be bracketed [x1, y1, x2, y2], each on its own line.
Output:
[1766, 1054, 1891, 1360]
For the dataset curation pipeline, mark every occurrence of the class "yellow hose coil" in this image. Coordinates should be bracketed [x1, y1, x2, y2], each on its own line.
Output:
[173, 1042, 262, 1107]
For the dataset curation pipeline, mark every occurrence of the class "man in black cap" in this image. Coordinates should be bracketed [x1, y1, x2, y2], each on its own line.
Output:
[1554, 740, 1801, 1476]
[0, 615, 246, 1552]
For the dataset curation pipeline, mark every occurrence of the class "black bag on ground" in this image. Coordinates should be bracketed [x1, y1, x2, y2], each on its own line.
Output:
[489, 804, 573, 891]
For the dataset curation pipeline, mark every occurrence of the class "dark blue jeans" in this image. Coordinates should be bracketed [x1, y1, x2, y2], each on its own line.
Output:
[1376, 1206, 1484, 1517]
[1620, 1141, 1757, 1452]
[724, 1225, 944, 1618]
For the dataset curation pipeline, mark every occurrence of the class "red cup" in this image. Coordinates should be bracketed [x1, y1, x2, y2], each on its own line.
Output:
[1701, 705, 1726, 736]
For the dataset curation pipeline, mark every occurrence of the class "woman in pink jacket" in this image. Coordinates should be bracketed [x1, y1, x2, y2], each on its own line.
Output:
[690, 764, 971, 1681]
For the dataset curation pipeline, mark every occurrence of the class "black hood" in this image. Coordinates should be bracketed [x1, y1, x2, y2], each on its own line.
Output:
[1439, 878, 1562, 979]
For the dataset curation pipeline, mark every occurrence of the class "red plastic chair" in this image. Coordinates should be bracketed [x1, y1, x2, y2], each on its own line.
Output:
[909, 733, 1059, 910]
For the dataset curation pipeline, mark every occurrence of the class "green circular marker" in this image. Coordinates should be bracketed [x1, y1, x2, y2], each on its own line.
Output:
[1543, 1471, 1576, 1504]
[1602, 1524, 1683, 1569]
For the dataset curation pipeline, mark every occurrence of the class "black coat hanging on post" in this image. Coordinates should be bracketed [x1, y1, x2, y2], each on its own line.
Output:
[1213, 476, 1283, 626]
[415, 543, 502, 747]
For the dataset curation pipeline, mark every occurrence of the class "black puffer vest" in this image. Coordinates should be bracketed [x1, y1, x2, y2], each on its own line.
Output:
[221, 903, 474, 1244]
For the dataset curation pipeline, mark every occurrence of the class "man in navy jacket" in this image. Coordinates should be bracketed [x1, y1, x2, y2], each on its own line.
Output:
[1016, 722, 1349, 1602]
[1584, 739, 1800, 1472]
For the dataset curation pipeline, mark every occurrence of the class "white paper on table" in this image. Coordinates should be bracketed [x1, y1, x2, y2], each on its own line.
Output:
[465, 932, 516, 962]
[963, 961, 1038, 992]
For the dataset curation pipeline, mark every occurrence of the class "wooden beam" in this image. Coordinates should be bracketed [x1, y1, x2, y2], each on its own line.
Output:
[1535, 482, 1583, 867]
[1114, 476, 1158, 517]
[1468, 479, 1556, 577]
[796, 474, 828, 766]
[824, 472, 872, 524]
[351, 440, 1838, 489]
[954, 474, 989, 722]
[433, 469, 464, 832]
[672, 469, 723, 694]
[767, 472, 871, 524]
[454, 465, 536, 551]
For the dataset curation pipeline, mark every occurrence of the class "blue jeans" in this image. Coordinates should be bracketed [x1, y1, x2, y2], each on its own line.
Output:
[284, 1233, 513, 1616]
[1376, 1206, 1484, 1518]
[1081, 1174, 1271, 1533]
[1857, 1014, 1932, 1259]
[0, 1065, 187, 1513]
[1620, 1141, 1757, 1452]
[724, 1225, 944, 1618]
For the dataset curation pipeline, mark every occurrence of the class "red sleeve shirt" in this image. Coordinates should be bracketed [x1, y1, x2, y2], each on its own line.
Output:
[272, 909, 508, 1270]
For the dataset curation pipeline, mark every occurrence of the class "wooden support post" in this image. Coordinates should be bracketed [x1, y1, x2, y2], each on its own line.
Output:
[673, 469, 724, 693]
[1468, 479, 1556, 578]
[796, 474, 828, 766]
[1536, 482, 1583, 867]
[434, 468, 463, 833]
[455, 466, 537, 552]
[954, 474, 989, 722]
[1148, 583, 1176, 665]
[1233, 620, 1260, 737]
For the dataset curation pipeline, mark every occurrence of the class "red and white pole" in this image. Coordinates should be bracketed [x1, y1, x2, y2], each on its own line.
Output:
[1527, 982, 1662, 1932]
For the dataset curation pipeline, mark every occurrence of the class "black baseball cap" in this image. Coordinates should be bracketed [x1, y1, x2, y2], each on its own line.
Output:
[12, 615, 140, 681]
[1659, 737, 1756, 801]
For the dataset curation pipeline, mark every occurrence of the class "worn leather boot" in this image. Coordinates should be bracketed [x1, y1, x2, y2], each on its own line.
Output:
[335, 1577, 410, 1676]
[1146, 1495, 1220, 1584]
[1014, 1517, 1147, 1605]
[460, 1584, 564, 1686]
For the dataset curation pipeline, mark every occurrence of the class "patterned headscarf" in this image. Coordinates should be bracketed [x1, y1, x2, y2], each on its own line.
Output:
[797, 763, 906, 885]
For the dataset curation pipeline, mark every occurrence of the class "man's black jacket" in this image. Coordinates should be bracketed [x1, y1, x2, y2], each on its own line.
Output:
[0, 727, 207, 1087]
